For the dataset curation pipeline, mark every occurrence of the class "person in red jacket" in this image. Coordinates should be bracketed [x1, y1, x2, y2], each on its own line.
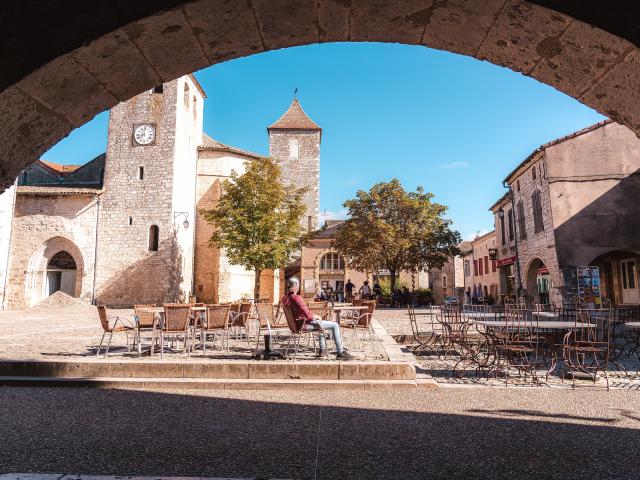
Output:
[281, 277, 354, 360]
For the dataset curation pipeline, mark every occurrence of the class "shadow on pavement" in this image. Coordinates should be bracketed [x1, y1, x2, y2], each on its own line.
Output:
[0, 387, 638, 479]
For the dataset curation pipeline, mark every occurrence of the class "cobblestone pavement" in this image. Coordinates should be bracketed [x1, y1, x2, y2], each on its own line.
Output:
[0, 386, 638, 479]
[0, 307, 386, 362]
[376, 308, 640, 390]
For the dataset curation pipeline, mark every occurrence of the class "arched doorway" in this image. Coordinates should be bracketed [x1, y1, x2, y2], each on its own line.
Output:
[45, 251, 77, 297]
[526, 258, 550, 304]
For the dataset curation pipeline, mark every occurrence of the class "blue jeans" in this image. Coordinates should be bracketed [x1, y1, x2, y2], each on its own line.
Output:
[305, 317, 344, 353]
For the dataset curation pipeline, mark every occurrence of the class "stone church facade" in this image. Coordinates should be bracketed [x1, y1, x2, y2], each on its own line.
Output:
[0, 75, 317, 309]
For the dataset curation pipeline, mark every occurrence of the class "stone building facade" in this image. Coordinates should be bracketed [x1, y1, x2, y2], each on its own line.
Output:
[0, 75, 311, 309]
[460, 231, 499, 303]
[492, 120, 640, 305]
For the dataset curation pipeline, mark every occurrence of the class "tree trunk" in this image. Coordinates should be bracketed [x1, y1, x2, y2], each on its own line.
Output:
[389, 268, 397, 294]
[254, 269, 261, 300]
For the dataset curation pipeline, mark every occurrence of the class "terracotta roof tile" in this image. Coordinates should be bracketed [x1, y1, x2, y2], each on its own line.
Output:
[17, 186, 102, 195]
[39, 160, 81, 175]
[268, 99, 321, 131]
[198, 133, 264, 159]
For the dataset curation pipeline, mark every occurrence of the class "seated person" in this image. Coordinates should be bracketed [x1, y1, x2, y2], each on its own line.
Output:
[281, 277, 354, 360]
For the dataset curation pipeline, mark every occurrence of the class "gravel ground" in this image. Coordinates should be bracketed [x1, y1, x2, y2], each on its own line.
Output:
[0, 386, 638, 479]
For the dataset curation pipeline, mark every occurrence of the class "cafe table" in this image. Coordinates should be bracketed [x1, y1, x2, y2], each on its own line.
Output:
[331, 305, 369, 323]
[135, 307, 165, 356]
[462, 311, 505, 319]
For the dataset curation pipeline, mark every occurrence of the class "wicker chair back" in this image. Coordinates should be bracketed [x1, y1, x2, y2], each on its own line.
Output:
[162, 304, 191, 332]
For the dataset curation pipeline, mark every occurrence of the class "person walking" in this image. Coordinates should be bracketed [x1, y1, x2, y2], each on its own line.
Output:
[344, 278, 355, 301]
[359, 280, 372, 300]
[281, 277, 354, 359]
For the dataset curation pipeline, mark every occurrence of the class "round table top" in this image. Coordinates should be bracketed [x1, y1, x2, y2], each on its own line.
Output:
[626, 322, 640, 329]
[472, 320, 595, 329]
[137, 307, 164, 314]
[332, 305, 369, 311]
[462, 312, 505, 319]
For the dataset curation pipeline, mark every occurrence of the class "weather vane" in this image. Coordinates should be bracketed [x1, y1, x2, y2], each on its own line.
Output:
[293, 87, 298, 99]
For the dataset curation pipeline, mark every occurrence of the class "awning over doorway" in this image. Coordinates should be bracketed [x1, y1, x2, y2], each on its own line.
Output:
[497, 256, 516, 267]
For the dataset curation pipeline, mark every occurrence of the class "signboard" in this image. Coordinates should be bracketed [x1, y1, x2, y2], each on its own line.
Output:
[577, 266, 601, 307]
[496, 256, 516, 267]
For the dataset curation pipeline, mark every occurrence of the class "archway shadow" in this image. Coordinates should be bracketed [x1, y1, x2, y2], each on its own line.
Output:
[0, 387, 638, 479]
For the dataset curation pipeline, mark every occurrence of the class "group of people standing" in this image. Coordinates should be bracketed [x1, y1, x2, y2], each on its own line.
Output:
[315, 279, 382, 302]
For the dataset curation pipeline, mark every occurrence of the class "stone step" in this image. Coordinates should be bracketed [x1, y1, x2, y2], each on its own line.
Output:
[0, 359, 416, 381]
[0, 375, 426, 390]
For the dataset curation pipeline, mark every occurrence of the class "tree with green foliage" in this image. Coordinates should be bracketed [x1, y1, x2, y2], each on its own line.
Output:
[200, 157, 306, 299]
[332, 179, 461, 293]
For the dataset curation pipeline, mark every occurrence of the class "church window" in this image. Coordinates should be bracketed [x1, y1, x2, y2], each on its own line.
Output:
[289, 139, 299, 159]
[138, 166, 144, 180]
[320, 252, 345, 270]
[532, 166, 537, 181]
[148, 225, 159, 251]
[183, 84, 190, 108]
[153, 84, 163, 94]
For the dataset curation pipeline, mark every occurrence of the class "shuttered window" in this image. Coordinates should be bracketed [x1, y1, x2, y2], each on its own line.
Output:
[532, 190, 544, 233]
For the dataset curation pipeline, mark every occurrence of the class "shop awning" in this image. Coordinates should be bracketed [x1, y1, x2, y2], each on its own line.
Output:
[497, 256, 516, 267]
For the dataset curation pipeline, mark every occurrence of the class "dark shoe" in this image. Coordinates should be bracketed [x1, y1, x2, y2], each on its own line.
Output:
[316, 348, 327, 357]
[336, 349, 354, 360]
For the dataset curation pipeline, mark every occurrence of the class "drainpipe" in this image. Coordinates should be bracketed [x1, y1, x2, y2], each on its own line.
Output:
[91, 195, 100, 305]
[503, 181, 523, 296]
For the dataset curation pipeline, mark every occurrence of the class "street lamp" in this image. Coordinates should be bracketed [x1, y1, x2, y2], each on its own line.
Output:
[174, 211, 190, 229]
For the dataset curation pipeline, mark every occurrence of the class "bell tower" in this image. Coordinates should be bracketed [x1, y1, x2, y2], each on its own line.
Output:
[268, 98, 321, 232]
[94, 75, 204, 306]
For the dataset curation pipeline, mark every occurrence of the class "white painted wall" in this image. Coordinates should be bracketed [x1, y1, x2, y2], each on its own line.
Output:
[0, 184, 15, 309]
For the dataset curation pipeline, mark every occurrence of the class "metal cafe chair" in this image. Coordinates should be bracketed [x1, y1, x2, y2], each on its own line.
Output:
[255, 302, 290, 351]
[152, 304, 192, 358]
[408, 304, 441, 355]
[196, 304, 232, 355]
[562, 309, 611, 389]
[342, 300, 377, 343]
[96, 306, 135, 357]
[282, 304, 327, 361]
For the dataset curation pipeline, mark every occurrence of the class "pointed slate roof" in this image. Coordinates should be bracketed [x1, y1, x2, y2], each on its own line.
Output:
[268, 98, 321, 131]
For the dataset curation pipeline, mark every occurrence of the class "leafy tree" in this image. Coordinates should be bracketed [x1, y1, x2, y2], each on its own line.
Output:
[332, 179, 461, 293]
[200, 157, 306, 299]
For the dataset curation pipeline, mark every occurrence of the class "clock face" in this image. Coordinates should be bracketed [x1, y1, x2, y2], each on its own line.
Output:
[133, 124, 156, 145]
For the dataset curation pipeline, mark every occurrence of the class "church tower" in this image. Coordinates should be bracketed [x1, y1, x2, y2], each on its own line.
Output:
[94, 76, 204, 306]
[268, 98, 321, 232]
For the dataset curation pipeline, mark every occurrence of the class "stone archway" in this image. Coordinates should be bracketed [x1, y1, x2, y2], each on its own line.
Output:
[24, 236, 85, 307]
[1, 1, 640, 192]
[525, 256, 549, 303]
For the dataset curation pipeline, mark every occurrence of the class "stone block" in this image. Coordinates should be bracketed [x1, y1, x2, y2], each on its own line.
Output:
[286, 362, 340, 380]
[582, 49, 640, 133]
[338, 362, 415, 380]
[185, 0, 265, 63]
[124, 8, 209, 82]
[350, 0, 425, 44]
[73, 29, 162, 102]
[476, 0, 571, 75]
[317, 0, 349, 43]
[252, 0, 319, 50]
[0, 87, 72, 191]
[422, 0, 505, 56]
[17, 54, 118, 127]
[531, 21, 633, 99]
[183, 361, 249, 379]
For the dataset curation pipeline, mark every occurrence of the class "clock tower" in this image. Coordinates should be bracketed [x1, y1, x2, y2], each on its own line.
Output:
[94, 76, 204, 306]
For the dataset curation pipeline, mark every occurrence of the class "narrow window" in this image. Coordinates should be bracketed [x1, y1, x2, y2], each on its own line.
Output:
[153, 84, 163, 94]
[532, 167, 537, 181]
[500, 214, 506, 245]
[183, 84, 190, 108]
[508, 209, 514, 242]
[492, 260, 497, 273]
[128, 217, 133, 226]
[289, 139, 299, 159]
[138, 166, 144, 180]
[148, 225, 159, 251]
[484, 256, 489, 275]
[193, 95, 198, 120]
[517, 201, 526, 240]
[442, 275, 447, 289]
[532, 190, 544, 233]
[516, 179, 521, 192]
[473, 260, 478, 276]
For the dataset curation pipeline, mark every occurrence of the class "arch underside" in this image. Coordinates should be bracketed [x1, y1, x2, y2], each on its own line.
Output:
[1, 1, 640, 193]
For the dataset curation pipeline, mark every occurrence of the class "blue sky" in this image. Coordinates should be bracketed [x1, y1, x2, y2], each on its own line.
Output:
[44, 42, 605, 239]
